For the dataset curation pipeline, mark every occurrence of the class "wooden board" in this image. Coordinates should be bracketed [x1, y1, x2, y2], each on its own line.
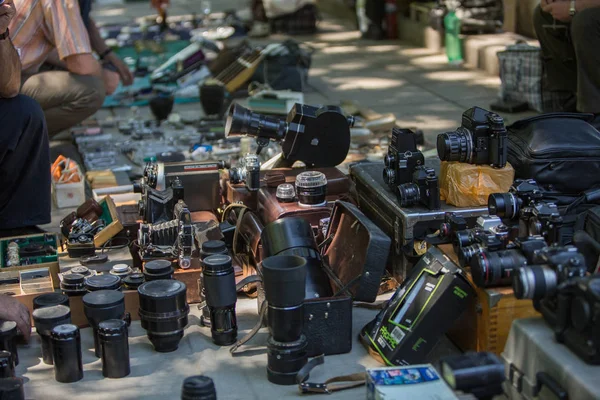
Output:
[439, 244, 541, 355]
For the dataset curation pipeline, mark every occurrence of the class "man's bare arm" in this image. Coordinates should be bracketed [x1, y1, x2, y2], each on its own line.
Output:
[0, 38, 21, 98]
[87, 18, 110, 56]
[63, 53, 102, 77]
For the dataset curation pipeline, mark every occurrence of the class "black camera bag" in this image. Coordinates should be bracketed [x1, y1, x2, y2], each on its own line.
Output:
[507, 113, 600, 193]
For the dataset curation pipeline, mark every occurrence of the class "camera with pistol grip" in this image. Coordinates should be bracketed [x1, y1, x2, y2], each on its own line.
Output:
[383, 127, 440, 210]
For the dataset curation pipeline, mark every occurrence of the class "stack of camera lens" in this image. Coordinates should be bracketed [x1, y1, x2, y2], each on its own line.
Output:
[261, 255, 309, 385]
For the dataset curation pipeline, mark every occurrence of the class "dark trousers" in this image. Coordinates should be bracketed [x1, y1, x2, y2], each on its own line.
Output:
[0, 95, 51, 229]
[533, 6, 600, 113]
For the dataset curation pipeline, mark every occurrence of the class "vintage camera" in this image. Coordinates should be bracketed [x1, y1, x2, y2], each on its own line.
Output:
[134, 167, 184, 224]
[453, 216, 511, 267]
[470, 235, 547, 288]
[488, 179, 545, 220]
[437, 107, 507, 168]
[513, 245, 587, 301]
[382, 128, 424, 191]
[137, 200, 196, 268]
[519, 201, 563, 245]
[397, 166, 441, 210]
[229, 154, 261, 192]
[439, 213, 468, 242]
[545, 276, 600, 365]
[225, 103, 354, 168]
[66, 233, 95, 258]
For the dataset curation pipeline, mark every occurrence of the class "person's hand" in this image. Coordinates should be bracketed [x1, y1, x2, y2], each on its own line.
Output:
[102, 68, 120, 95]
[150, 0, 169, 10]
[541, 0, 573, 22]
[0, 0, 16, 34]
[105, 53, 134, 86]
[0, 296, 31, 341]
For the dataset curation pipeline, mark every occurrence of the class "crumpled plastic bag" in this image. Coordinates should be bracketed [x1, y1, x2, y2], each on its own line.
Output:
[440, 161, 514, 207]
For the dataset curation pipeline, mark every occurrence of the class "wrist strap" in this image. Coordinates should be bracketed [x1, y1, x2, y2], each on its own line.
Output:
[0, 29, 9, 41]
[297, 355, 366, 394]
[99, 48, 112, 60]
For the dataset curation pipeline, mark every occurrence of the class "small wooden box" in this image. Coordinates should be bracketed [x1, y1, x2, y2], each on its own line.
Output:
[93, 196, 124, 248]
[439, 244, 540, 355]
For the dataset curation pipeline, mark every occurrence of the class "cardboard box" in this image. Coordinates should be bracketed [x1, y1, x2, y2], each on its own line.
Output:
[367, 364, 458, 400]
[93, 196, 124, 248]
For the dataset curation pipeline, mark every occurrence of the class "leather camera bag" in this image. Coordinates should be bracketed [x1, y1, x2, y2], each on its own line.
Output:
[507, 113, 600, 193]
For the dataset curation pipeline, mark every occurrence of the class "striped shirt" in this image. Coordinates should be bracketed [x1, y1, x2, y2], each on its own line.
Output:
[9, 0, 92, 73]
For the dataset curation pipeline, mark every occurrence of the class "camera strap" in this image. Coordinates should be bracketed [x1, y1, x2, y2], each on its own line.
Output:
[229, 300, 268, 355]
[297, 355, 366, 394]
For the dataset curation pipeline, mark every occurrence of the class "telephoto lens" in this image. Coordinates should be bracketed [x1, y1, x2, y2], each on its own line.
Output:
[261, 217, 333, 299]
[295, 171, 327, 207]
[33, 293, 69, 310]
[0, 378, 25, 400]
[82, 290, 126, 358]
[470, 250, 528, 288]
[488, 192, 520, 219]
[262, 255, 309, 385]
[0, 322, 18, 366]
[50, 324, 83, 383]
[199, 241, 228, 328]
[32, 305, 71, 365]
[123, 273, 145, 291]
[203, 255, 237, 345]
[85, 274, 122, 292]
[60, 273, 87, 296]
[143, 260, 175, 281]
[225, 103, 286, 141]
[138, 280, 189, 352]
[0, 352, 14, 378]
[98, 319, 130, 378]
[181, 375, 217, 400]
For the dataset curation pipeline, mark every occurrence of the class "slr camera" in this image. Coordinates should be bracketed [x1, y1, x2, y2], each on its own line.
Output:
[397, 166, 441, 210]
[453, 216, 512, 267]
[437, 107, 507, 168]
[134, 164, 184, 224]
[513, 245, 587, 301]
[542, 276, 600, 365]
[382, 128, 424, 191]
[488, 179, 545, 220]
[519, 201, 563, 245]
[229, 154, 261, 192]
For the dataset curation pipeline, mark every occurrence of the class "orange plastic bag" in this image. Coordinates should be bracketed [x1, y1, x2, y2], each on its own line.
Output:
[440, 161, 514, 207]
[51, 155, 82, 184]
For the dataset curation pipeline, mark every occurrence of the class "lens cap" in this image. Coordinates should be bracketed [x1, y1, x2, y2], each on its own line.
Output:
[138, 279, 186, 298]
[33, 293, 70, 310]
[82, 290, 125, 308]
[85, 274, 122, 291]
[182, 375, 217, 400]
[203, 255, 232, 273]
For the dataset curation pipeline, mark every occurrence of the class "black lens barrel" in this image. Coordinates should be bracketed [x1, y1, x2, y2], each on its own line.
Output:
[82, 290, 126, 358]
[0, 352, 14, 379]
[266, 336, 309, 386]
[181, 375, 217, 400]
[50, 324, 83, 383]
[33, 293, 70, 309]
[225, 104, 286, 141]
[0, 322, 18, 367]
[32, 305, 71, 365]
[397, 183, 420, 207]
[203, 255, 238, 346]
[0, 378, 24, 400]
[138, 280, 189, 352]
[144, 260, 175, 281]
[471, 250, 528, 288]
[99, 319, 130, 378]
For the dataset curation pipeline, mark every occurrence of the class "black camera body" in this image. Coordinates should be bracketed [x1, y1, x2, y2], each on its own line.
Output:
[439, 213, 468, 242]
[546, 276, 600, 365]
[488, 179, 545, 220]
[513, 246, 587, 301]
[520, 201, 563, 245]
[229, 154, 261, 192]
[383, 128, 425, 191]
[437, 107, 507, 168]
[134, 165, 184, 224]
[397, 166, 441, 210]
[225, 103, 354, 168]
[453, 216, 511, 267]
[137, 200, 196, 268]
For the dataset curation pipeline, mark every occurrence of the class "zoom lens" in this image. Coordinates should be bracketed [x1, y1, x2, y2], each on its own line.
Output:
[397, 183, 420, 207]
[225, 104, 286, 141]
[203, 255, 237, 346]
[471, 250, 528, 288]
[261, 217, 333, 299]
[199, 241, 229, 328]
[437, 128, 472, 163]
[488, 193, 519, 219]
[267, 335, 309, 386]
[138, 280, 189, 352]
[513, 266, 558, 300]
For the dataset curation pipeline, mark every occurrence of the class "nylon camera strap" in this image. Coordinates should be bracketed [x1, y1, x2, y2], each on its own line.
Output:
[296, 355, 366, 394]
